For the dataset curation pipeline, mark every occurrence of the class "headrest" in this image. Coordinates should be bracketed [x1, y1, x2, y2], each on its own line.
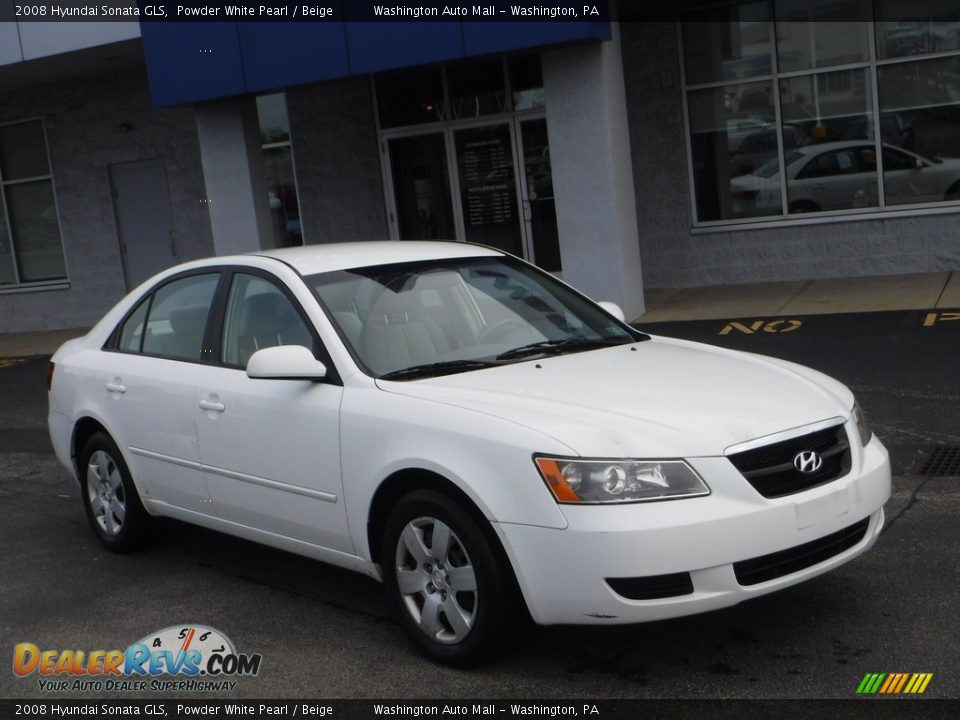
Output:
[239, 293, 300, 336]
[167, 305, 209, 336]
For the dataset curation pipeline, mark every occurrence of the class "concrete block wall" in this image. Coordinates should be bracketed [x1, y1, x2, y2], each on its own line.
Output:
[620, 22, 960, 289]
[0, 65, 212, 332]
[285, 77, 388, 244]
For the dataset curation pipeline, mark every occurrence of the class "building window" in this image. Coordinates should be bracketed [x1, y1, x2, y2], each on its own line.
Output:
[256, 94, 302, 248]
[0, 119, 67, 286]
[680, 0, 960, 226]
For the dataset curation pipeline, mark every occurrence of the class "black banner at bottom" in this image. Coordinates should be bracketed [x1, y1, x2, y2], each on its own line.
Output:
[1, 699, 957, 720]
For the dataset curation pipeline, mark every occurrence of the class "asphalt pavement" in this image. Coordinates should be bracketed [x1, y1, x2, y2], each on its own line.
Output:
[0, 308, 958, 703]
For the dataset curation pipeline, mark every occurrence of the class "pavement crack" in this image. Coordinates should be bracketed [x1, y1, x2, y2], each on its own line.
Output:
[881, 476, 935, 536]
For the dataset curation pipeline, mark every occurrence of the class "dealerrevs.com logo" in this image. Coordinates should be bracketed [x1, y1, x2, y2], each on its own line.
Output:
[13, 625, 262, 692]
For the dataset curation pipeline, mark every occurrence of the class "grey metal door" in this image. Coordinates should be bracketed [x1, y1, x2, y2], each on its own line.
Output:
[109, 160, 178, 290]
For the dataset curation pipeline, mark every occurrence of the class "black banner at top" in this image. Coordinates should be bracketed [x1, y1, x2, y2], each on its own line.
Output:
[0, 0, 615, 22]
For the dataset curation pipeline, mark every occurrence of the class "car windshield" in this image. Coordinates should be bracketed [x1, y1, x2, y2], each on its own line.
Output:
[306, 255, 644, 379]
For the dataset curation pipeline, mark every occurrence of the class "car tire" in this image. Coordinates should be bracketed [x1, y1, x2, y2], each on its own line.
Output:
[79, 432, 153, 553]
[381, 489, 513, 666]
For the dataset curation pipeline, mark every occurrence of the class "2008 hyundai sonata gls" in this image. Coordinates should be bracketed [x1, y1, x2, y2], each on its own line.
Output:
[48, 241, 890, 664]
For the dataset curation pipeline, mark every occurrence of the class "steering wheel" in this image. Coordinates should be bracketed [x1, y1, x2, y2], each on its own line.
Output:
[477, 319, 530, 344]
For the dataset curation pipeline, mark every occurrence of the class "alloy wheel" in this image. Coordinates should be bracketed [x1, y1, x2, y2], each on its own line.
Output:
[394, 516, 478, 644]
[86, 450, 127, 537]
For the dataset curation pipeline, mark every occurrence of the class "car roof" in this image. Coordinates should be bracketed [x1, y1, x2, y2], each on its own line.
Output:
[250, 240, 504, 276]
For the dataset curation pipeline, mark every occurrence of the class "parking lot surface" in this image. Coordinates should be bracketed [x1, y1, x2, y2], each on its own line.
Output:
[1, 309, 957, 700]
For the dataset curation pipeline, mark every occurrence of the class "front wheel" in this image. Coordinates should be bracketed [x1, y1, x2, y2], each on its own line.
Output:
[381, 490, 514, 666]
[79, 432, 153, 552]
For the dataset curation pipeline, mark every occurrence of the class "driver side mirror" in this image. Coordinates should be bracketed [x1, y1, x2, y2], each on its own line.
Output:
[596, 301, 626, 322]
[247, 345, 327, 381]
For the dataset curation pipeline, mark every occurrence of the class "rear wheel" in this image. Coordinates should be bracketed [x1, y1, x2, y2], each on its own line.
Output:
[79, 432, 152, 552]
[381, 489, 513, 666]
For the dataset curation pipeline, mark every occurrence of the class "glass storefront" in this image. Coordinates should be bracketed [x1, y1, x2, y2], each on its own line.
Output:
[256, 94, 302, 248]
[376, 54, 562, 271]
[680, 0, 960, 226]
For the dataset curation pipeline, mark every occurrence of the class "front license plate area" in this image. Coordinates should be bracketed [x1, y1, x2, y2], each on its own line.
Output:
[794, 487, 850, 530]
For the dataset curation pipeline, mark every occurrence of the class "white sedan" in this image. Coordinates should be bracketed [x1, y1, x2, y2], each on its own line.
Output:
[731, 140, 960, 214]
[48, 242, 890, 665]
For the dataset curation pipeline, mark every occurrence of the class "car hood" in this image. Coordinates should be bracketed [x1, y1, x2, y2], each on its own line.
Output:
[376, 336, 854, 458]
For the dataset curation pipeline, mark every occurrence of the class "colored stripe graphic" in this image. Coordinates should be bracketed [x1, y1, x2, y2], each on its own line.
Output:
[857, 673, 933, 695]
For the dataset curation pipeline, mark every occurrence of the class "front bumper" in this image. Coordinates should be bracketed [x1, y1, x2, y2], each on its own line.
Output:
[497, 432, 890, 625]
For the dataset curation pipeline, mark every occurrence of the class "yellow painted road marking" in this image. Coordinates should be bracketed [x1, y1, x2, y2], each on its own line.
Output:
[923, 311, 960, 327]
[719, 319, 803, 335]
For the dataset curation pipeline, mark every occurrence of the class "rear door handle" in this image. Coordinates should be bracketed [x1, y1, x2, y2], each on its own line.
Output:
[198, 399, 225, 413]
[106, 381, 126, 394]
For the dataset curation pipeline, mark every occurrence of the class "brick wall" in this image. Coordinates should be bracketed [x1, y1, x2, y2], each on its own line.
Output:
[0, 65, 212, 333]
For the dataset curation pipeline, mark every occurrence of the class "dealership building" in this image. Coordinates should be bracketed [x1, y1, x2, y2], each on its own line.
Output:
[1, 1, 959, 333]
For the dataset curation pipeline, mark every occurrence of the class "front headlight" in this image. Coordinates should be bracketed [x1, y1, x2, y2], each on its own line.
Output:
[534, 456, 710, 504]
[852, 401, 872, 446]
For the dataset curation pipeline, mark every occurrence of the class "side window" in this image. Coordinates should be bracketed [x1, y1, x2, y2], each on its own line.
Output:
[882, 148, 916, 171]
[222, 273, 314, 367]
[141, 274, 220, 361]
[117, 297, 151, 353]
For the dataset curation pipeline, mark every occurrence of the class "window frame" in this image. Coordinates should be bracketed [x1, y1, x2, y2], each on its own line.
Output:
[0, 117, 69, 290]
[103, 269, 225, 364]
[104, 265, 342, 384]
[676, 2, 960, 231]
[213, 268, 332, 376]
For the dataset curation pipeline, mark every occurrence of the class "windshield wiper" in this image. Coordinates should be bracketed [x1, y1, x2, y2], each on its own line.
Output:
[496, 337, 630, 361]
[379, 359, 499, 381]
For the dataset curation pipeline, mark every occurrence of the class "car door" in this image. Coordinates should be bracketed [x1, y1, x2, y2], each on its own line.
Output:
[792, 147, 876, 210]
[191, 269, 353, 553]
[881, 147, 942, 205]
[101, 271, 221, 512]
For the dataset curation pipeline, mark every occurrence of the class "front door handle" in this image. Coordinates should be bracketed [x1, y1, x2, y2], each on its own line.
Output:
[198, 399, 225, 413]
[106, 381, 126, 394]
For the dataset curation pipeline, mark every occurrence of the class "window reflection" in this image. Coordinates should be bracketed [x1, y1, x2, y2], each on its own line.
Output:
[448, 58, 507, 119]
[682, 2, 772, 85]
[875, 0, 960, 59]
[879, 56, 960, 205]
[0, 119, 65, 284]
[256, 94, 291, 144]
[682, 2, 960, 223]
[688, 83, 782, 220]
[775, 1, 868, 72]
[780, 69, 874, 212]
[376, 67, 446, 128]
[256, 94, 302, 248]
[509, 54, 545, 111]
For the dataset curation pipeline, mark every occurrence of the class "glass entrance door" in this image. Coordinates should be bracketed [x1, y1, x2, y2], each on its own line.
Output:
[387, 134, 456, 240]
[384, 117, 561, 271]
[516, 117, 561, 271]
[452, 123, 523, 256]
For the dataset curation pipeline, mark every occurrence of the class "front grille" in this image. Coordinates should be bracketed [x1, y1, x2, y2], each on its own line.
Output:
[733, 517, 870, 586]
[606, 572, 694, 600]
[728, 423, 851, 498]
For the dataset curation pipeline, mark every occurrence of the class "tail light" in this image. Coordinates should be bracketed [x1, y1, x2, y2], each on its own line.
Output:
[46, 362, 55, 391]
